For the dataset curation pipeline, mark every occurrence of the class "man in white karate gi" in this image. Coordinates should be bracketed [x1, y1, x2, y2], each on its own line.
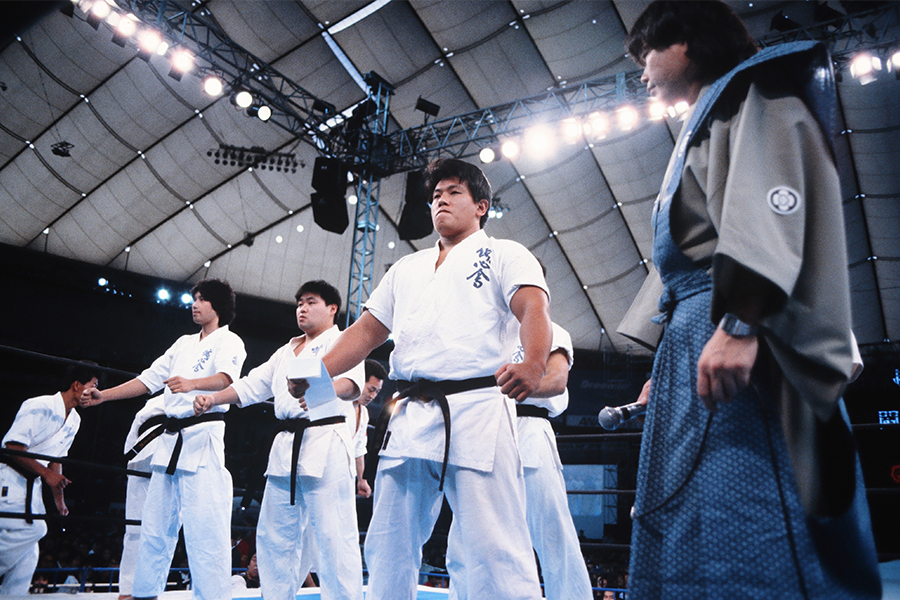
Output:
[314, 158, 552, 600]
[193, 280, 365, 600]
[0, 361, 100, 595]
[87, 278, 246, 600]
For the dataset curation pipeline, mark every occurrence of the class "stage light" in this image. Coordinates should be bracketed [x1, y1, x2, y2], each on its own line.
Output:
[616, 106, 640, 131]
[850, 52, 881, 84]
[233, 90, 253, 108]
[388, 241, 395, 249]
[204, 260, 211, 267]
[561, 118, 581, 144]
[203, 76, 223, 96]
[98, 278, 108, 287]
[888, 50, 900, 77]
[275, 235, 283, 244]
[296, 224, 304, 233]
[257, 105, 272, 121]
[169, 50, 193, 81]
[157, 288, 170, 301]
[648, 100, 667, 121]
[524, 124, 555, 159]
[347, 193, 358, 205]
[136, 30, 163, 61]
[86, 0, 110, 29]
[587, 112, 610, 139]
[180, 293, 193, 304]
[501, 140, 519, 159]
[111, 18, 137, 47]
[479, 147, 496, 163]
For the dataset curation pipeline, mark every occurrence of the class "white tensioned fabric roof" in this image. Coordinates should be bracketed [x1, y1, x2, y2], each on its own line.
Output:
[0, 0, 898, 354]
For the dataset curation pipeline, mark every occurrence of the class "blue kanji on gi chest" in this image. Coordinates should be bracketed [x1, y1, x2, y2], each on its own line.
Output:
[192, 349, 213, 372]
[467, 247, 492, 288]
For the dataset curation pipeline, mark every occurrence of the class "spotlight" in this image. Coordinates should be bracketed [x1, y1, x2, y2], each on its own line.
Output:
[501, 140, 520, 159]
[347, 194, 358, 205]
[615, 106, 639, 131]
[233, 90, 253, 108]
[415, 96, 441, 119]
[98, 278, 108, 287]
[203, 76, 223, 96]
[247, 104, 272, 121]
[888, 50, 900, 78]
[168, 50, 193, 81]
[111, 15, 137, 47]
[136, 30, 162, 61]
[560, 118, 581, 144]
[850, 52, 882, 84]
[648, 100, 667, 121]
[157, 288, 170, 301]
[479, 147, 496, 163]
[86, 0, 110, 29]
[523, 124, 555, 159]
[180, 293, 193, 304]
[587, 112, 610, 139]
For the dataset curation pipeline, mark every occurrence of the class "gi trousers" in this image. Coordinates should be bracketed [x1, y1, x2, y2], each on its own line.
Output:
[118, 472, 150, 596]
[365, 420, 542, 600]
[0, 523, 44, 595]
[521, 420, 593, 600]
[257, 434, 362, 600]
[132, 463, 233, 600]
[446, 418, 592, 600]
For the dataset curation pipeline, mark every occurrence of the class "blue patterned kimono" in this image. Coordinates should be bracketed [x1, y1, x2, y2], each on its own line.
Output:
[624, 42, 881, 599]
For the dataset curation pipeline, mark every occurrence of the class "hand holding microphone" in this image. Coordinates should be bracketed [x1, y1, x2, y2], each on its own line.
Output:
[598, 379, 651, 430]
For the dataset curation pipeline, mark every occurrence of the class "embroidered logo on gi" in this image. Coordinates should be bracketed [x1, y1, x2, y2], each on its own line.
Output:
[767, 186, 801, 215]
[310, 344, 324, 356]
[467, 247, 492, 288]
[192, 349, 213, 372]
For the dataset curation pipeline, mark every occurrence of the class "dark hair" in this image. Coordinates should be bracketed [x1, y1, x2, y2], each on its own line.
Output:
[295, 280, 342, 313]
[424, 158, 492, 228]
[61, 360, 101, 391]
[192, 279, 237, 325]
[626, 1, 758, 84]
[364, 359, 388, 382]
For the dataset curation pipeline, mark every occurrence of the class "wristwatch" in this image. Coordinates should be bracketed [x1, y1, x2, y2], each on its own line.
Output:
[718, 313, 758, 338]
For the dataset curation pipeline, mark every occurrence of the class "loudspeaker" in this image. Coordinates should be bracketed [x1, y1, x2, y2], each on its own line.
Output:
[312, 191, 349, 234]
[398, 170, 433, 240]
[312, 157, 348, 196]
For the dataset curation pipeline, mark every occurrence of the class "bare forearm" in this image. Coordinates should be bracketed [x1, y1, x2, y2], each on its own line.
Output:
[99, 378, 151, 402]
[356, 455, 365, 479]
[207, 386, 240, 407]
[190, 373, 234, 392]
[529, 351, 569, 398]
[513, 288, 552, 373]
[322, 312, 389, 378]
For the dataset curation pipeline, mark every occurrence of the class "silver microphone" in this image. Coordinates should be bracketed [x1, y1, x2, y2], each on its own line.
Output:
[598, 401, 647, 430]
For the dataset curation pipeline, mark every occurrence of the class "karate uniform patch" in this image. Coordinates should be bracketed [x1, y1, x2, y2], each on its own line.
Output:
[767, 186, 801, 214]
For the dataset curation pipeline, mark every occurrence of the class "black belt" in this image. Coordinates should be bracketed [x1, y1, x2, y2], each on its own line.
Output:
[276, 416, 346, 505]
[163, 413, 225, 475]
[516, 405, 549, 419]
[0, 454, 39, 524]
[373, 375, 497, 492]
[123, 414, 168, 462]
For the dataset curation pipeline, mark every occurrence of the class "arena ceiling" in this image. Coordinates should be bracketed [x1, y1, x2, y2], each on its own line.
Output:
[0, 0, 898, 354]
